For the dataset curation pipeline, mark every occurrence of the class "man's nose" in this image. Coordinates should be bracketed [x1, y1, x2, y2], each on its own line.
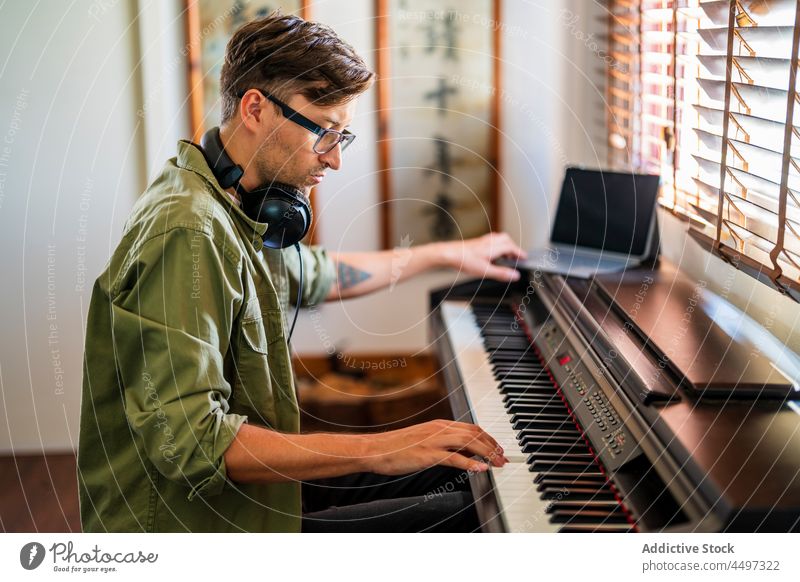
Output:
[319, 143, 342, 170]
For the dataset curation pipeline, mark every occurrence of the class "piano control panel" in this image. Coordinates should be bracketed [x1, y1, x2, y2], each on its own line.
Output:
[537, 321, 640, 472]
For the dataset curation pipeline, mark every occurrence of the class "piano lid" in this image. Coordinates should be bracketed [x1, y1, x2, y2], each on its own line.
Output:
[591, 261, 798, 400]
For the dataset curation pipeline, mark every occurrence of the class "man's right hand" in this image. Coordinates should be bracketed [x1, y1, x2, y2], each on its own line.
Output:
[362, 419, 510, 475]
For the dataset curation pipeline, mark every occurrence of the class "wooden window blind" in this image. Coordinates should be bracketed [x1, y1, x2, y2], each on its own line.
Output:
[606, 0, 800, 299]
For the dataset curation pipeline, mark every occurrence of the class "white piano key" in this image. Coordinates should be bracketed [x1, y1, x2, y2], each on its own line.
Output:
[489, 462, 560, 533]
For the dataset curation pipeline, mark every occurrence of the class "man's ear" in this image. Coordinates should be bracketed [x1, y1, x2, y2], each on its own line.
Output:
[239, 89, 272, 132]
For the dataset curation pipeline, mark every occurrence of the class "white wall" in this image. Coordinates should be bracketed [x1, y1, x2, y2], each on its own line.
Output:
[0, 0, 146, 453]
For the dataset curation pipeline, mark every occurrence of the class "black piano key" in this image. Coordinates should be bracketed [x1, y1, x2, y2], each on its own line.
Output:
[522, 441, 589, 455]
[508, 402, 564, 413]
[492, 364, 542, 372]
[505, 403, 568, 415]
[528, 452, 595, 462]
[558, 524, 634, 533]
[500, 381, 555, 389]
[540, 487, 616, 501]
[500, 386, 563, 405]
[512, 412, 574, 424]
[546, 500, 621, 513]
[503, 395, 561, 406]
[503, 391, 559, 400]
[513, 419, 576, 432]
[494, 372, 554, 388]
[500, 382, 555, 390]
[505, 393, 560, 401]
[548, 509, 629, 525]
[484, 338, 530, 347]
[534, 470, 605, 483]
[519, 435, 584, 448]
[487, 350, 532, 359]
[518, 428, 583, 441]
[506, 399, 563, 409]
[508, 408, 568, 419]
[510, 410, 570, 421]
[517, 429, 585, 446]
[489, 347, 541, 365]
[503, 394, 569, 408]
[536, 478, 609, 490]
[528, 459, 598, 473]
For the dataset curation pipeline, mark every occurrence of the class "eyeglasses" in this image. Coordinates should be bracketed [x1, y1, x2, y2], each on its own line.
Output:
[240, 89, 356, 154]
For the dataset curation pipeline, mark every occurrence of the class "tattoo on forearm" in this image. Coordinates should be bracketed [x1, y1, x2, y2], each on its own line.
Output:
[337, 262, 371, 290]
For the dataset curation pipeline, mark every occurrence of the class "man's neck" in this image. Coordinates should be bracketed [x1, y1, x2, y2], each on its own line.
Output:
[219, 123, 261, 192]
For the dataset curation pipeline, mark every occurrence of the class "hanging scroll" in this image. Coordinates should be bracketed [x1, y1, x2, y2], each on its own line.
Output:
[376, 0, 501, 248]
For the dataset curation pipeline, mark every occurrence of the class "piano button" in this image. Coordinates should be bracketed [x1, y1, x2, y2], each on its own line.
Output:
[548, 509, 629, 525]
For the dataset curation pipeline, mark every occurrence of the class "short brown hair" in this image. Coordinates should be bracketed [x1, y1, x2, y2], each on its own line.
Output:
[219, 12, 375, 124]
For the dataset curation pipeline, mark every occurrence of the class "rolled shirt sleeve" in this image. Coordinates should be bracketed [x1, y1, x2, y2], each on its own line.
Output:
[284, 242, 336, 307]
[109, 227, 247, 500]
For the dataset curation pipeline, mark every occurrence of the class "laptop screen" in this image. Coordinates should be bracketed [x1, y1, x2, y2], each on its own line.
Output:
[550, 167, 660, 256]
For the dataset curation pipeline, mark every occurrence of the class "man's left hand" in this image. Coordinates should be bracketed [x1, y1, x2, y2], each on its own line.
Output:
[437, 232, 527, 282]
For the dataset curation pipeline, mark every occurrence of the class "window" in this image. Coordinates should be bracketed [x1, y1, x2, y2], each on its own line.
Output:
[606, 0, 800, 299]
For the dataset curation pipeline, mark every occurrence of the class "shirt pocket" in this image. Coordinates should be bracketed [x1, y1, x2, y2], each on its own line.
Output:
[231, 306, 277, 427]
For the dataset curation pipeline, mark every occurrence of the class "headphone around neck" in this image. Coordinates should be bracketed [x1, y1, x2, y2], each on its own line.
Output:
[198, 126, 313, 250]
[197, 126, 309, 344]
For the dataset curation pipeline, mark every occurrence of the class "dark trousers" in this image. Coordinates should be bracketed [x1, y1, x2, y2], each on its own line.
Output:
[301, 466, 480, 532]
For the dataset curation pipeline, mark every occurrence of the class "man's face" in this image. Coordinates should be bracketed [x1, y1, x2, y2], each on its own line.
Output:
[253, 93, 357, 194]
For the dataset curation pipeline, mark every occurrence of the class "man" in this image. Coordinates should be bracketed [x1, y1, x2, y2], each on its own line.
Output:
[77, 13, 526, 533]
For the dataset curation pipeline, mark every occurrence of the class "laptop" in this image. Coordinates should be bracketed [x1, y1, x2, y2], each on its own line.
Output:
[505, 167, 661, 279]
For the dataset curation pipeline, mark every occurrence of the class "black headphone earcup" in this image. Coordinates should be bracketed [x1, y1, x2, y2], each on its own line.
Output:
[241, 183, 312, 249]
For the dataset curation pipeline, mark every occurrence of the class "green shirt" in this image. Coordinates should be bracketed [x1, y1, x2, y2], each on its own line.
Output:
[77, 140, 335, 532]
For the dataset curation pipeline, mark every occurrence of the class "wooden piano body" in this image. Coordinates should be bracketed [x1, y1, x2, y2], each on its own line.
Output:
[430, 261, 800, 532]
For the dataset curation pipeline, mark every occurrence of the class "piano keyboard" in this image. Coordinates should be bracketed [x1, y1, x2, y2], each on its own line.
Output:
[441, 300, 635, 533]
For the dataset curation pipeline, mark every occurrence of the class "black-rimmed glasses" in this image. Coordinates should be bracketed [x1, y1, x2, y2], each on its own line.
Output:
[240, 89, 356, 154]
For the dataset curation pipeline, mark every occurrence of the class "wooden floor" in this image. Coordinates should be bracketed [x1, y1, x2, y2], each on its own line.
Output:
[0, 453, 80, 532]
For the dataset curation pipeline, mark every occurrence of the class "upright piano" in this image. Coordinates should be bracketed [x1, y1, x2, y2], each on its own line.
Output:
[430, 260, 800, 532]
